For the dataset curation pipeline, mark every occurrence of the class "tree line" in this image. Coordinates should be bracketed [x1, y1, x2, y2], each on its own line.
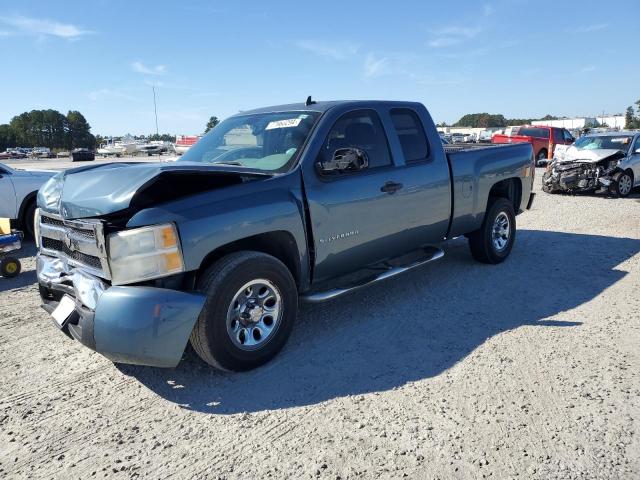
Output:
[450, 113, 558, 128]
[625, 100, 640, 129]
[0, 109, 95, 152]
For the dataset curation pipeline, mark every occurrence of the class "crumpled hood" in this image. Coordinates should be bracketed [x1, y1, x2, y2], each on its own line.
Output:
[38, 161, 271, 219]
[555, 146, 625, 163]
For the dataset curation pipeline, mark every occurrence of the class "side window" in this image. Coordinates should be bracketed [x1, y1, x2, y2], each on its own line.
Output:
[564, 130, 574, 142]
[553, 129, 564, 143]
[634, 136, 640, 153]
[320, 109, 392, 169]
[390, 108, 430, 163]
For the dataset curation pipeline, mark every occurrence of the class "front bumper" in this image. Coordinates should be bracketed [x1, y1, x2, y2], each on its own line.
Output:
[37, 254, 206, 368]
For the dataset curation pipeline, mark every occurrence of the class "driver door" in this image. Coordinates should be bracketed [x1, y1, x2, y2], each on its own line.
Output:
[302, 109, 440, 282]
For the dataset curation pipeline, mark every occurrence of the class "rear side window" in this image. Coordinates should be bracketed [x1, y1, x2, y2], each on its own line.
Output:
[553, 129, 564, 142]
[390, 108, 430, 163]
[519, 127, 550, 139]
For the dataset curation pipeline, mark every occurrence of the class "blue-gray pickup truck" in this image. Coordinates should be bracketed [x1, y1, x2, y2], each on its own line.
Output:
[36, 100, 535, 370]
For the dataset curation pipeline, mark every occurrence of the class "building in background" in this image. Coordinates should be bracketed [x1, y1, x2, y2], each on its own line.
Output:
[532, 115, 626, 130]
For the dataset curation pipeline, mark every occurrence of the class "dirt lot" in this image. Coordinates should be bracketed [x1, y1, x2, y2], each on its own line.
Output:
[1, 171, 639, 479]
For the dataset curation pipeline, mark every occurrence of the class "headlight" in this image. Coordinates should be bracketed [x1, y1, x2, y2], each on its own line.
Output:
[107, 223, 185, 285]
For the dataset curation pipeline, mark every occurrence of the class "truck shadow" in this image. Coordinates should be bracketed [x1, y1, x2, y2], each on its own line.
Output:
[118, 230, 640, 414]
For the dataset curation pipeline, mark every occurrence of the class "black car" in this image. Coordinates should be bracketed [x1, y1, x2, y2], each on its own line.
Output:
[71, 148, 95, 162]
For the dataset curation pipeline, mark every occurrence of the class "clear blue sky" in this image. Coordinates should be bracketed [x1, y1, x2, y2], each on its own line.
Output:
[1, 0, 638, 135]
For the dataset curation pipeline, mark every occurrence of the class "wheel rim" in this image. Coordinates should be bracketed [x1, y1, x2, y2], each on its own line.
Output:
[619, 174, 632, 195]
[492, 212, 510, 252]
[5, 262, 17, 274]
[226, 279, 282, 351]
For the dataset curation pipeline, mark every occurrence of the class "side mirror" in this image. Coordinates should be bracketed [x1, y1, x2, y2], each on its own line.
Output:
[318, 147, 368, 174]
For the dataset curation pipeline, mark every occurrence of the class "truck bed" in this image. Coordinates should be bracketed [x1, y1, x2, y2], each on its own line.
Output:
[445, 142, 534, 238]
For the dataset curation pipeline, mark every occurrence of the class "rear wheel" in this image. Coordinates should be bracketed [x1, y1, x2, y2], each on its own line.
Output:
[468, 198, 516, 264]
[190, 251, 298, 371]
[0, 257, 21, 278]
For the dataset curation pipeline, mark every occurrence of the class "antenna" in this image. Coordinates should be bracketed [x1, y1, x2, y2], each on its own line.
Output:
[153, 86, 159, 136]
[305, 95, 316, 106]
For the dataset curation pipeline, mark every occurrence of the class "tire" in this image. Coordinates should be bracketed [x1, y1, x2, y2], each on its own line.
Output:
[611, 171, 634, 198]
[1, 257, 21, 278]
[22, 200, 37, 239]
[468, 198, 516, 264]
[536, 149, 548, 162]
[190, 251, 298, 371]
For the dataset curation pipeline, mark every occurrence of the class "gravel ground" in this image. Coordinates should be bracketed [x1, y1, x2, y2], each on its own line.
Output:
[1, 170, 639, 479]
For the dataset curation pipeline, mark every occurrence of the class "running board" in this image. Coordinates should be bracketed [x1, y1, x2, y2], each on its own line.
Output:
[301, 247, 444, 303]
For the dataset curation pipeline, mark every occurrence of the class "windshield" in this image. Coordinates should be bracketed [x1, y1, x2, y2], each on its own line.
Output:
[179, 111, 321, 172]
[573, 135, 633, 152]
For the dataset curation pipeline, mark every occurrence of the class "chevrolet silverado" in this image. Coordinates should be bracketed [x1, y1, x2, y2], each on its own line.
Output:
[36, 100, 535, 371]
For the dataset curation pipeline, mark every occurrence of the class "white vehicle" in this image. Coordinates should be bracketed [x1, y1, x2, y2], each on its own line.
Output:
[543, 131, 640, 196]
[0, 163, 55, 237]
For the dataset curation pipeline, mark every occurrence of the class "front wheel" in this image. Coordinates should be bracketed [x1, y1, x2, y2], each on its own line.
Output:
[468, 198, 516, 264]
[190, 251, 298, 371]
[611, 171, 633, 198]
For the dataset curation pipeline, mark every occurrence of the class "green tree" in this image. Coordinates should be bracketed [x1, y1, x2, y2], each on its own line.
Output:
[0, 124, 16, 152]
[205, 116, 220, 133]
[147, 133, 176, 142]
[6, 109, 96, 149]
[66, 110, 95, 149]
[454, 113, 507, 128]
[625, 106, 635, 129]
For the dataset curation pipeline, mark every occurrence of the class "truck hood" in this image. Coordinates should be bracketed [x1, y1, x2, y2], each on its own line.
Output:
[38, 161, 273, 219]
[554, 147, 626, 163]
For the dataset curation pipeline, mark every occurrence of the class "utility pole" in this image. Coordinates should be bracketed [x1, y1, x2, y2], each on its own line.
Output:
[153, 86, 159, 136]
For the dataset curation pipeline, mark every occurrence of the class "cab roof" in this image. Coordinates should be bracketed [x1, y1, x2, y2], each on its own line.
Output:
[235, 100, 425, 116]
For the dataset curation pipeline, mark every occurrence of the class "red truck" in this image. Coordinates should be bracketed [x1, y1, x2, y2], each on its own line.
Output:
[492, 126, 574, 165]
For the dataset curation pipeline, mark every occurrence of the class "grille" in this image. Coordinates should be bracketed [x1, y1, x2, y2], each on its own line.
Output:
[41, 216, 65, 227]
[39, 212, 109, 279]
[42, 238, 103, 270]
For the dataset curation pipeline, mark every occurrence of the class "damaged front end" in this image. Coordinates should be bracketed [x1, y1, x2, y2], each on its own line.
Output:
[541, 151, 625, 194]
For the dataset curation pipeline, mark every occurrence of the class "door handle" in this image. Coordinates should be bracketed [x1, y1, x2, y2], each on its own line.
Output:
[380, 181, 403, 194]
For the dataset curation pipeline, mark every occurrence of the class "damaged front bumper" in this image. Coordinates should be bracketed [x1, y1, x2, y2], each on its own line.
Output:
[37, 254, 206, 368]
[542, 163, 613, 193]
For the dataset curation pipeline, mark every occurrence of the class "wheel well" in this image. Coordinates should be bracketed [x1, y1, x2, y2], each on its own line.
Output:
[18, 192, 37, 226]
[488, 178, 522, 213]
[197, 231, 301, 287]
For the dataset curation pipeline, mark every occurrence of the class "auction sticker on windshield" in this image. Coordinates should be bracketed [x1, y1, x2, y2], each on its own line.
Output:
[265, 118, 302, 130]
